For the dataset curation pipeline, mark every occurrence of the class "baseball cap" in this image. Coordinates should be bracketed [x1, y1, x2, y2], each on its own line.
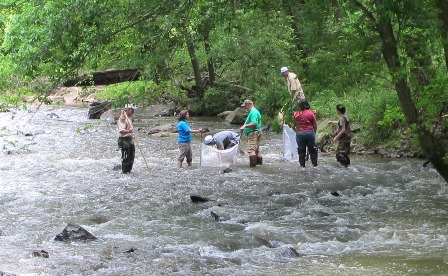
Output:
[280, 67, 288, 74]
[241, 99, 253, 107]
[204, 135, 213, 145]
[124, 104, 137, 109]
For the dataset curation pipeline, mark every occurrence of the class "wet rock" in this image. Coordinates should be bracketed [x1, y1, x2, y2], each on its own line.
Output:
[88, 101, 112, 119]
[210, 211, 220, 221]
[331, 191, 340, 197]
[252, 236, 276, 248]
[46, 112, 59, 119]
[281, 247, 300, 258]
[113, 163, 122, 171]
[0, 271, 18, 276]
[54, 223, 97, 241]
[223, 167, 233, 173]
[124, 248, 136, 253]
[225, 107, 247, 125]
[190, 195, 213, 203]
[147, 123, 177, 134]
[32, 250, 49, 258]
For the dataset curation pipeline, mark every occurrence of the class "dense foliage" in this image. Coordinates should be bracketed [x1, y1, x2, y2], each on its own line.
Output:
[0, 0, 447, 181]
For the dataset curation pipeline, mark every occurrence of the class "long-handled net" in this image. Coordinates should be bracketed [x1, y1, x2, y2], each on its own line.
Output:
[200, 144, 239, 167]
[282, 124, 299, 161]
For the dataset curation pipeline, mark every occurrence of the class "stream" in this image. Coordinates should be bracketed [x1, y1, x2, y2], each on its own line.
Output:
[0, 105, 447, 275]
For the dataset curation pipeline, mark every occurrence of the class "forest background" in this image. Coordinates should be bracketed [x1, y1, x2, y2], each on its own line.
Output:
[0, 0, 447, 182]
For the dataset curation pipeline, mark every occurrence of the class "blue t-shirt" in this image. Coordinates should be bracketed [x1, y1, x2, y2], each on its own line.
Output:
[177, 120, 192, 143]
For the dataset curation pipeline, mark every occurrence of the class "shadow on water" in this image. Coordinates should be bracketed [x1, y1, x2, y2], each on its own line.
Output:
[0, 106, 447, 275]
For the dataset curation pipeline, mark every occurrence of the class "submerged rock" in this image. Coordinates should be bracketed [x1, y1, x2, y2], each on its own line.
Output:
[54, 223, 97, 241]
[210, 211, 220, 221]
[281, 247, 300, 258]
[32, 250, 49, 258]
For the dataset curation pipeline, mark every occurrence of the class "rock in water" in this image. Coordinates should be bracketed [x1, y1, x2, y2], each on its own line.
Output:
[54, 223, 97, 241]
[331, 191, 340, 197]
[281, 247, 300, 258]
[223, 167, 233, 173]
[211, 211, 220, 221]
[32, 250, 49, 258]
[190, 195, 212, 203]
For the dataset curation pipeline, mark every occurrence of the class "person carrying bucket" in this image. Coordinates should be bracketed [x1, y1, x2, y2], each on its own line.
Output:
[117, 104, 137, 174]
[240, 99, 263, 167]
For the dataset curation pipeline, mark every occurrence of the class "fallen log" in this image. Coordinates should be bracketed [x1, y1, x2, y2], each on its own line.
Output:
[63, 69, 140, 86]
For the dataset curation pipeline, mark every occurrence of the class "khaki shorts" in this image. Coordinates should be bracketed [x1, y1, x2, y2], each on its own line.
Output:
[178, 143, 192, 162]
[247, 131, 261, 154]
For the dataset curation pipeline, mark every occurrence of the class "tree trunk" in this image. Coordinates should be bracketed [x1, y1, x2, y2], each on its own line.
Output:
[63, 69, 140, 86]
[373, 0, 448, 182]
[186, 35, 203, 90]
[284, 0, 310, 77]
[436, 0, 448, 69]
[203, 30, 215, 86]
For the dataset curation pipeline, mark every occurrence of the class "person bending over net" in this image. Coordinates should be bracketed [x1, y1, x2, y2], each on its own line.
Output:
[203, 131, 240, 150]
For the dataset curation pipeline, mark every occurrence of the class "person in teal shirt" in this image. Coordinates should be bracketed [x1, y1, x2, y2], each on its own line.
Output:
[239, 99, 263, 167]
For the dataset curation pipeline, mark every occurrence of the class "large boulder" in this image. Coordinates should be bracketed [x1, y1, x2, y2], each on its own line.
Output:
[148, 123, 177, 134]
[88, 101, 112, 119]
[225, 107, 247, 125]
[54, 223, 97, 241]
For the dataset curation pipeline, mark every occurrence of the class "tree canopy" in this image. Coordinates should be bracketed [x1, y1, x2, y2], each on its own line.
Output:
[1, 0, 447, 181]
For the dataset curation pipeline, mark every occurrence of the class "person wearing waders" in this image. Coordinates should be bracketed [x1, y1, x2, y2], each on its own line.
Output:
[292, 99, 318, 167]
[117, 104, 136, 174]
[327, 104, 351, 167]
[280, 66, 305, 101]
[239, 99, 263, 167]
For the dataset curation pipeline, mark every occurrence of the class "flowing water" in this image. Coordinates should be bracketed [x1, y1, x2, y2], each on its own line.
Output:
[0, 106, 447, 276]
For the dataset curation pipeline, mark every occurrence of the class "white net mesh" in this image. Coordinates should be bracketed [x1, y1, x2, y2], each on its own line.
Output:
[283, 124, 298, 161]
[200, 144, 239, 167]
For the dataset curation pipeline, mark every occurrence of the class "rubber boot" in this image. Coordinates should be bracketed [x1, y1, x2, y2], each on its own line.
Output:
[249, 156, 258, 167]
[298, 148, 306, 167]
[257, 156, 263, 165]
[309, 147, 318, 167]
[310, 153, 318, 167]
[298, 154, 306, 167]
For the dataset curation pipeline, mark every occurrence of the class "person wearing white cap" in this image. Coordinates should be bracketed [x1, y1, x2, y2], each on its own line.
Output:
[204, 131, 240, 150]
[280, 66, 305, 100]
[117, 104, 137, 173]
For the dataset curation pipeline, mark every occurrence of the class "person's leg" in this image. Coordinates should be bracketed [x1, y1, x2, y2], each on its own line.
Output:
[306, 131, 318, 167]
[127, 142, 136, 172]
[178, 143, 188, 168]
[122, 147, 132, 173]
[336, 139, 350, 167]
[296, 132, 306, 167]
[186, 144, 193, 167]
[247, 132, 258, 167]
[255, 131, 262, 165]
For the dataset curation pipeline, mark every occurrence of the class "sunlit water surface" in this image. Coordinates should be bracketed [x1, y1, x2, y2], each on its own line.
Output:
[0, 106, 447, 275]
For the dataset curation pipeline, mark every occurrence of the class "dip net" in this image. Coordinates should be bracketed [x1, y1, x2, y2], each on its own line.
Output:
[283, 124, 298, 161]
[200, 144, 239, 167]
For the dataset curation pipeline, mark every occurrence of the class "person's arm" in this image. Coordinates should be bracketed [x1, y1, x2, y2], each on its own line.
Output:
[118, 118, 134, 135]
[332, 118, 346, 142]
[240, 122, 256, 130]
[189, 128, 203, 133]
[312, 115, 317, 132]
